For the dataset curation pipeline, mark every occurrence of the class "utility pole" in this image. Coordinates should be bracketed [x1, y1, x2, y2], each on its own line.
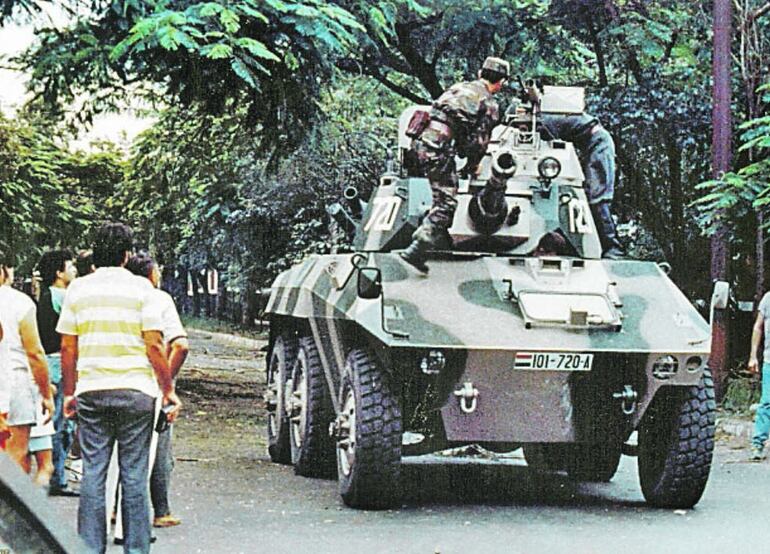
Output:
[711, 0, 732, 400]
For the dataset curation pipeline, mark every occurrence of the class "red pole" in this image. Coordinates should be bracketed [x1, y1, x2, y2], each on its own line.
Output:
[710, 0, 732, 399]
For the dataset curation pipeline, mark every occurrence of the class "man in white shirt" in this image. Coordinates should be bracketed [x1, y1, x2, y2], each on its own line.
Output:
[58, 223, 182, 554]
[126, 251, 189, 529]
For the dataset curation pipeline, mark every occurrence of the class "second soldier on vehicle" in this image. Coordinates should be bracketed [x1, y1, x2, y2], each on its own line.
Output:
[400, 56, 510, 273]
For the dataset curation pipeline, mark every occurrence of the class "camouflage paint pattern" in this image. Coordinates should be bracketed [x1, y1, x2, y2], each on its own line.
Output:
[265, 87, 711, 443]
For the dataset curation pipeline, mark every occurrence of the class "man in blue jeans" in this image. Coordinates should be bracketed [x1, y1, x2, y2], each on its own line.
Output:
[749, 291, 770, 460]
[58, 222, 182, 554]
[36, 249, 78, 495]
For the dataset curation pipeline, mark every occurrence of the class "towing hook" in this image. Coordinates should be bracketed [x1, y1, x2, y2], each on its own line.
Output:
[612, 385, 638, 416]
[454, 382, 479, 414]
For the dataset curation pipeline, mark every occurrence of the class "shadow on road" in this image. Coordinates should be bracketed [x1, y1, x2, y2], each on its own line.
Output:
[397, 459, 647, 510]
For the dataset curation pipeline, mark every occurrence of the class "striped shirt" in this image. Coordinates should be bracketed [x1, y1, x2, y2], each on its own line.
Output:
[57, 267, 163, 397]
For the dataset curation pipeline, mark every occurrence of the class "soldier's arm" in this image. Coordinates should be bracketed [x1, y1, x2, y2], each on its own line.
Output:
[463, 103, 499, 174]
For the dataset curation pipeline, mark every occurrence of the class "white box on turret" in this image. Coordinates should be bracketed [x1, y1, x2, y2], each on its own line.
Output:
[541, 86, 585, 114]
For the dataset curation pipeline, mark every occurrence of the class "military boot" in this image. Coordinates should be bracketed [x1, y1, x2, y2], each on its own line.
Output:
[592, 202, 624, 259]
[400, 221, 443, 274]
[400, 239, 430, 273]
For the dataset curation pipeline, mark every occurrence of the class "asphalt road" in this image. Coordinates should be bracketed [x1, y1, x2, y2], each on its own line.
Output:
[45, 330, 769, 554]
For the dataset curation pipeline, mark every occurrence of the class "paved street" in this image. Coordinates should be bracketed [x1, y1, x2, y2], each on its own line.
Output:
[47, 330, 770, 554]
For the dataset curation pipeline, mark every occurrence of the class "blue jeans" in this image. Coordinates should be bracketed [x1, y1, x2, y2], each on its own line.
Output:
[49, 356, 75, 489]
[77, 390, 155, 554]
[150, 424, 174, 517]
[752, 362, 770, 448]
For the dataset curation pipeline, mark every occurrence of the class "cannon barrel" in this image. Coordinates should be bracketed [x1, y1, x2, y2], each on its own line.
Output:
[343, 186, 358, 201]
[491, 149, 517, 180]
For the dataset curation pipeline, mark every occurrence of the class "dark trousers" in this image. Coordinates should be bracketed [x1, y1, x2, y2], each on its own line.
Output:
[150, 424, 174, 517]
[51, 375, 75, 489]
[77, 390, 155, 554]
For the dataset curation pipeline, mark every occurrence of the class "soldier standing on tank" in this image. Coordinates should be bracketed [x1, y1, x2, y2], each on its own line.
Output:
[400, 57, 510, 273]
[541, 113, 624, 259]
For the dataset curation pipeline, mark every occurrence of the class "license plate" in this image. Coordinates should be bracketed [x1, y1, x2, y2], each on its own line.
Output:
[514, 352, 594, 371]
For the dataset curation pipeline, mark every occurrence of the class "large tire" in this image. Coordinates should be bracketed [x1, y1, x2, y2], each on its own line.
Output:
[289, 336, 336, 477]
[638, 369, 716, 508]
[266, 335, 296, 464]
[337, 348, 402, 510]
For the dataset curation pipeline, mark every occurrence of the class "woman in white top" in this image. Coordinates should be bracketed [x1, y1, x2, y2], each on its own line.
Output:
[0, 251, 54, 473]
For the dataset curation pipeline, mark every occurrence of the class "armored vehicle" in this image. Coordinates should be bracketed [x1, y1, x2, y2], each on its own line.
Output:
[263, 84, 722, 510]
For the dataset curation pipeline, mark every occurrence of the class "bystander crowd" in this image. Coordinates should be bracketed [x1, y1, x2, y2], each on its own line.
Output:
[0, 321, 10, 450]
[58, 222, 182, 553]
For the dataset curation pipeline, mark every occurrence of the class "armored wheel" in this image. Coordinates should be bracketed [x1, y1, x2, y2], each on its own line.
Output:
[336, 348, 402, 510]
[289, 336, 336, 477]
[266, 335, 297, 464]
[638, 369, 716, 508]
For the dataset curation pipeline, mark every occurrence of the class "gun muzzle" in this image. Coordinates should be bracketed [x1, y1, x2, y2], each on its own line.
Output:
[343, 186, 358, 201]
[491, 150, 518, 179]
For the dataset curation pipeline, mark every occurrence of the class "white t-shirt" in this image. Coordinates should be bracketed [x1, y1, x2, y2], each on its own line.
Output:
[154, 289, 187, 344]
[56, 267, 164, 398]
[0, 285, 36, 372]
[0, 320, 9, 413]
[760, 292, 770, 362]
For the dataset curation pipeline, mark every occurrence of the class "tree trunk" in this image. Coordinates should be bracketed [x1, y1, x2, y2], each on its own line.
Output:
[665, 132, 685, 280]
[710, 0, 733, 400]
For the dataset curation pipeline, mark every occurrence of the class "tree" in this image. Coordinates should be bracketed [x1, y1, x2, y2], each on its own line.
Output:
[0, 111, 124, 268]
[15, 0, 365, 154]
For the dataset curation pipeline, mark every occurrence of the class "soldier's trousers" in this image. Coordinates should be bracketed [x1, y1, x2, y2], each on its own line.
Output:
[411, 141, 459, 232]
[541, 114, 615, 204]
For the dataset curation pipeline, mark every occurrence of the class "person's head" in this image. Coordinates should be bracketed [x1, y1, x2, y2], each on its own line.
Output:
[0, 247, 15, 286]
[76, 249, 95, 277]
[92, 222, 133, 268]
[534, 231, 570, 257]
[38, 249, 76, 288]
[479, 56, 510, 94]
[126, 250, 161, 288]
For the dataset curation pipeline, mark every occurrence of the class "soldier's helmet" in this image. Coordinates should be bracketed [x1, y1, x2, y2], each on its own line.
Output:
[481, 56, 510, 79]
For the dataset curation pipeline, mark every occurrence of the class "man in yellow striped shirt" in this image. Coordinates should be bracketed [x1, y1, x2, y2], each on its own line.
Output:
[58, 222, 182, 554]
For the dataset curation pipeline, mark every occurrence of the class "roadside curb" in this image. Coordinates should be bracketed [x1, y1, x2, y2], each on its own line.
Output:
[187, 328, 266, 350]
[716, 416, 753, 440]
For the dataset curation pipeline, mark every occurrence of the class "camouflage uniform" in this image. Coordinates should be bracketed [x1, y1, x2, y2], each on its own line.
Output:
[412, 80, 501, 231]
[402, 58, 507, 271]
[541, 113, 623, 258]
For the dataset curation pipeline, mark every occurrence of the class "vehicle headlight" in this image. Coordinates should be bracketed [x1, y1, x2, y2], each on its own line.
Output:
[538, 157, 561, 179]
[652, 355, 678, 380]
[685, 356, 703, 373]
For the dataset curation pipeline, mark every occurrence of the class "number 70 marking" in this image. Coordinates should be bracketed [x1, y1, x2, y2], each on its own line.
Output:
[364, 197, 403, 232]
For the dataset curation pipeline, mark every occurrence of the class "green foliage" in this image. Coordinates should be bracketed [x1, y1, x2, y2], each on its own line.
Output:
[119, 75, 404, 292]
[0, 112, 125, 269]
[3, 0, 770, 311]
[16, 0, 365, 151]
[693, 84, 770, 245]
